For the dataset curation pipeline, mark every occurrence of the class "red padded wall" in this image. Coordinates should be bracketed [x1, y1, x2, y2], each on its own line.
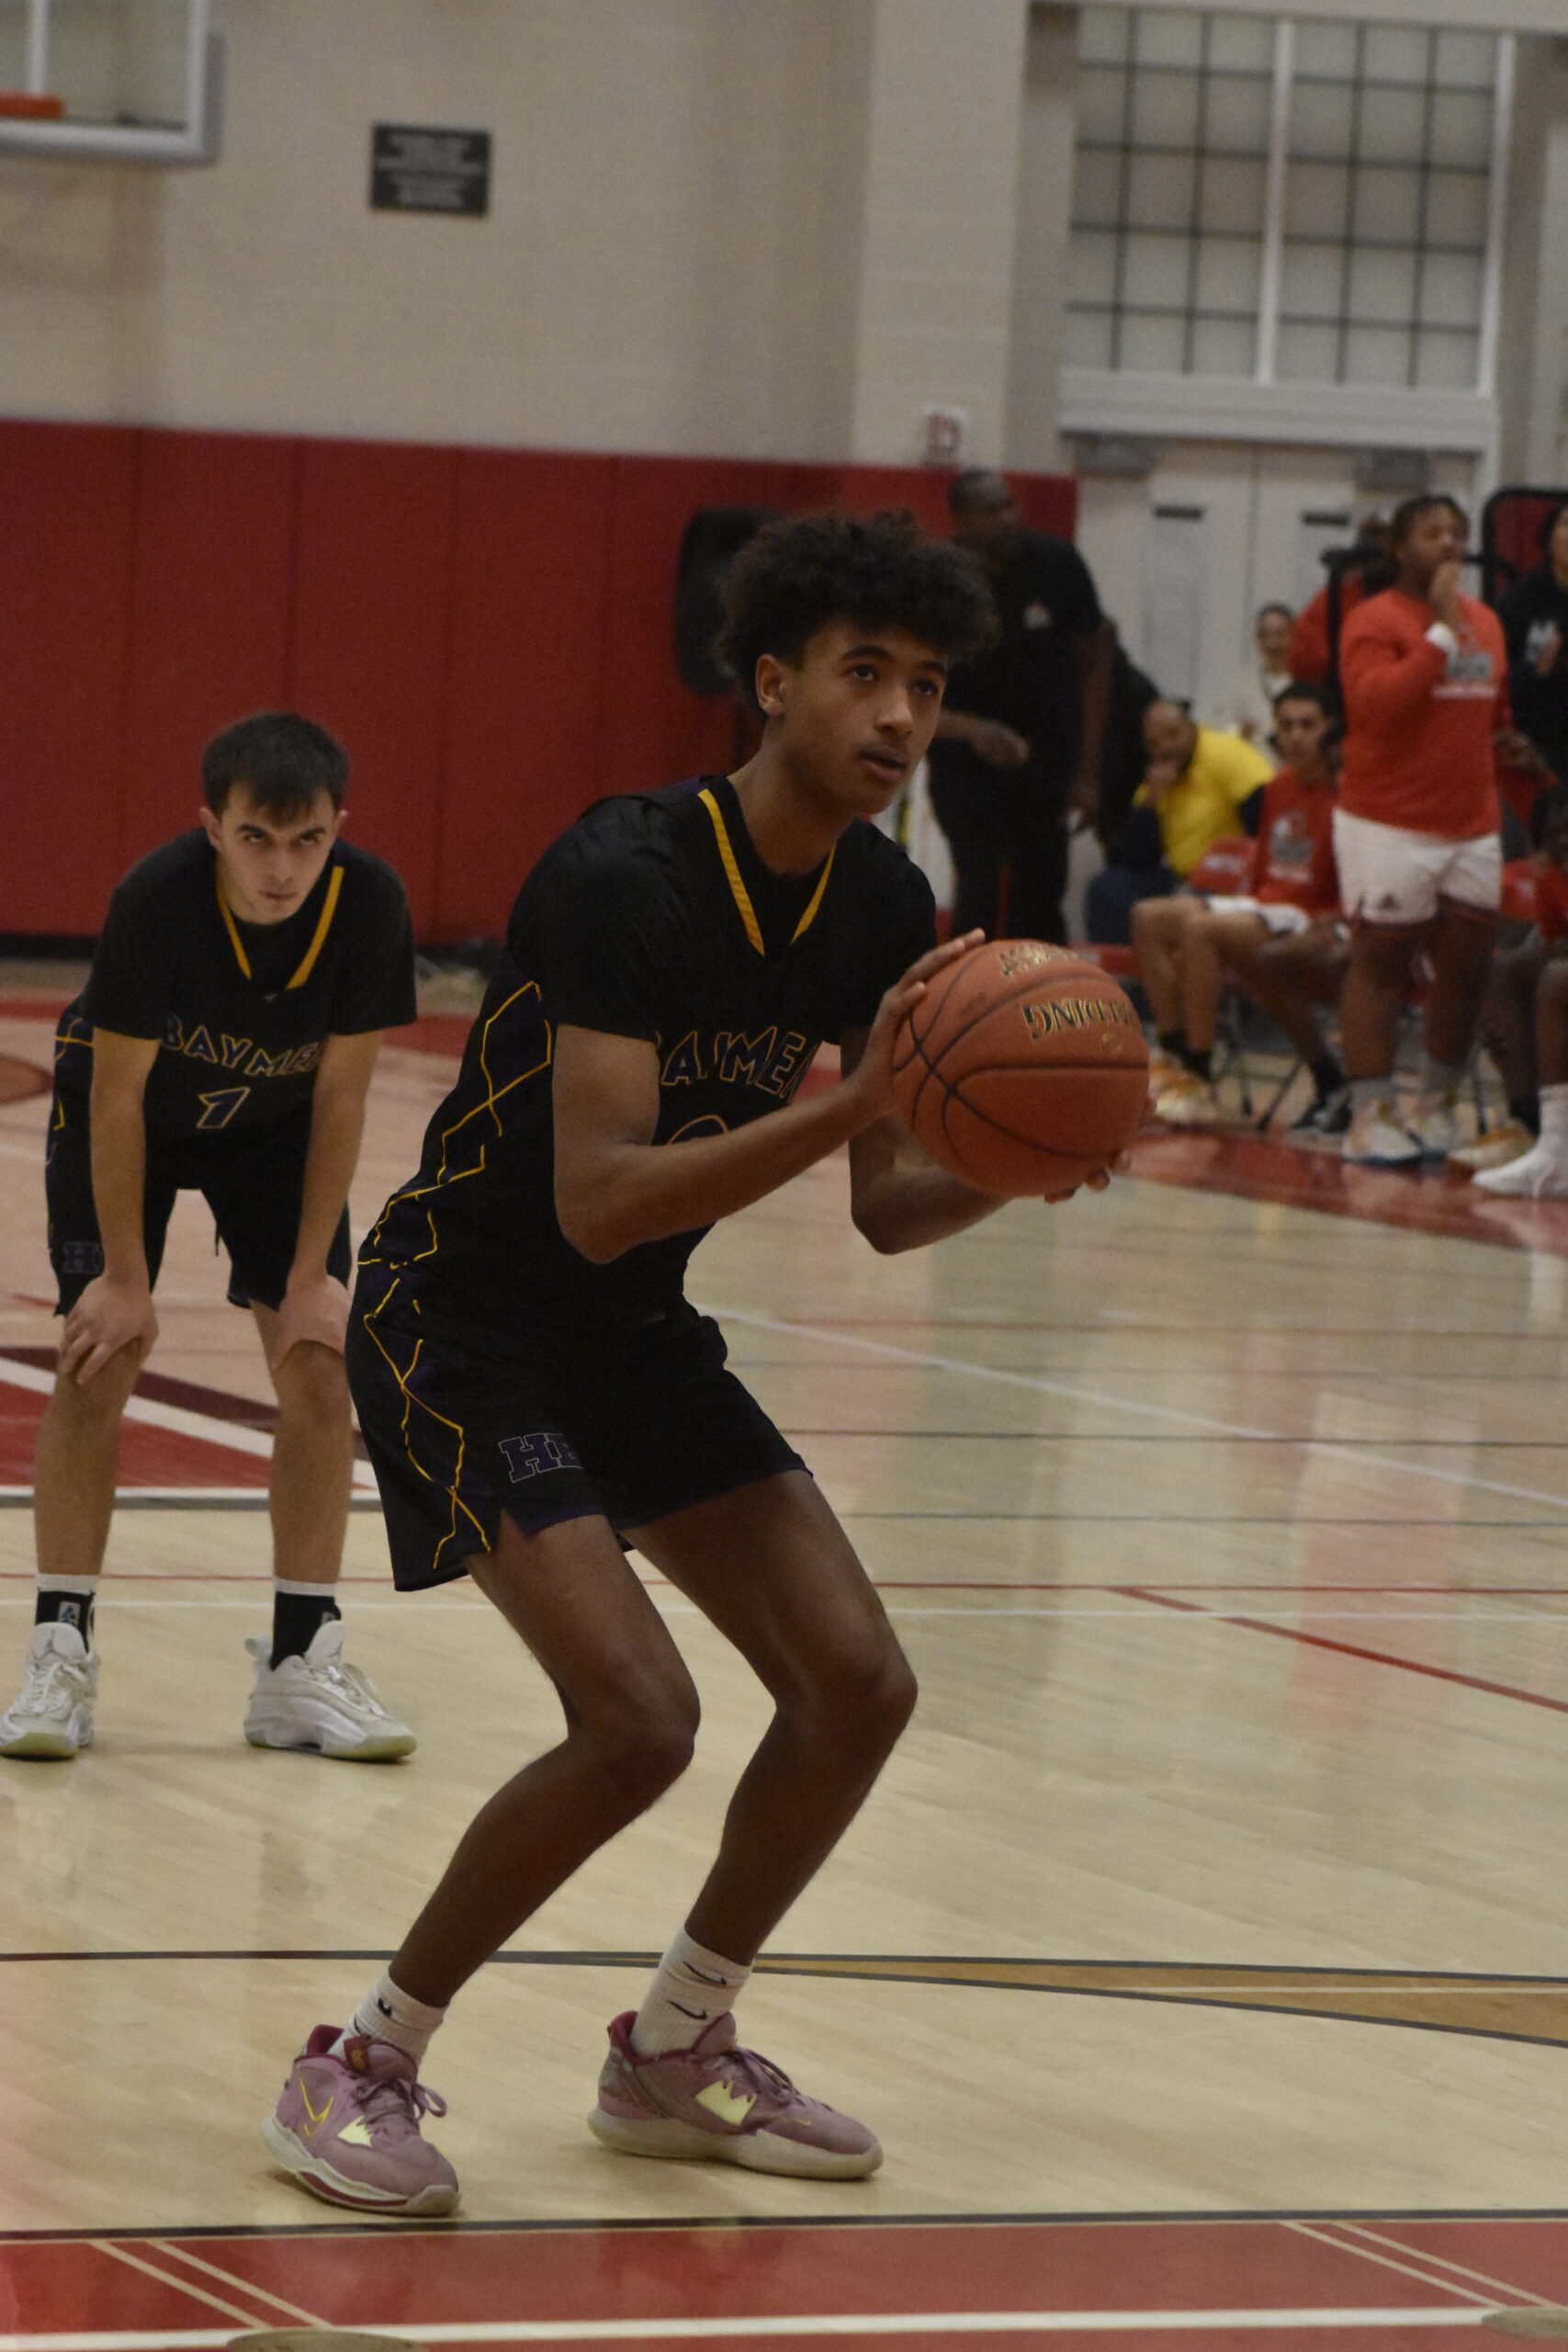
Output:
[287, 439, 460, 938]
[0, 424, 140, 930]
[595, 455, 791, 804]
[119, 431, 298, 865]
[0, 420, 1078, 944]
[436, 448, 615, 941]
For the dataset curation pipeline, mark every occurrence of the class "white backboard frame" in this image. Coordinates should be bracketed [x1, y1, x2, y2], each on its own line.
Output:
[0, 0, 220, 164]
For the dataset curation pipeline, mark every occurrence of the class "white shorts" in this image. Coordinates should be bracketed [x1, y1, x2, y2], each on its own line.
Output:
[1332, 808, 1501, 928]
[1201, 895, 1313, 938]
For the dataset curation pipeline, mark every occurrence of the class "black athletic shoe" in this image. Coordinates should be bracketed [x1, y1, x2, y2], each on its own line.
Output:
[1291, 1088, 1351, 1137]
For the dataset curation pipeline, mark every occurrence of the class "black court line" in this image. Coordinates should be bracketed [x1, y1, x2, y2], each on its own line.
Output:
[2, 1948, 1563, 2051]
[4, 1950, 1560, 1977]
[3, 2202, 1567, 2242]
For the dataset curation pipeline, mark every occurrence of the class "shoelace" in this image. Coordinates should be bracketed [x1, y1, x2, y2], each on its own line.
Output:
[351, 2065, 448, 2138]
[308, 1654, 394, 1720]
[713, 2042, 798, 2107]
[20, 1652, 89, 1713]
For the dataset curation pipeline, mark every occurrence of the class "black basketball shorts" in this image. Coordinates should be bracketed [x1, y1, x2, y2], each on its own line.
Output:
[46, 1088, 352, 1317]
[348, 1266, 807, 1590]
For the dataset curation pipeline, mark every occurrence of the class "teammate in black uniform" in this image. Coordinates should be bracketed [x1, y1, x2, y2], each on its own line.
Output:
[0, 713, 420, 1764]
[263, 514, 1111, 2216]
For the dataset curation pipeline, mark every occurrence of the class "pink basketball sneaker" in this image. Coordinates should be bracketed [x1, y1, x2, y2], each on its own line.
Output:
[588, 2011, 882, 2178]
[263, 2028, 458, 2215]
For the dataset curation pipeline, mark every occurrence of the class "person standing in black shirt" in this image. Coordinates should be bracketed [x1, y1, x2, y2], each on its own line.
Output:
[1500, 499, 1568, 785]
[0, 713, 419, 1765]
[926, 468, 1111, 943]
[262, 513, 1118, 2218]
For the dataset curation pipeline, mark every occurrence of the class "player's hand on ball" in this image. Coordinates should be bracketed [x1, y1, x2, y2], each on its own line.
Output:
[1042, 1148, 1132, 1204]
[61, 1275, 159, 1385]
[849, 932, 985, 1122]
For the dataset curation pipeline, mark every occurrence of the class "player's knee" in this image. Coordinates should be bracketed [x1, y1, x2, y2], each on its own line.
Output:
[579, 1680, 700, 1804]
[274, 1340, 350, 1420]
[52, 1352, 136, 1424]
[801, 1640, 918, 1762]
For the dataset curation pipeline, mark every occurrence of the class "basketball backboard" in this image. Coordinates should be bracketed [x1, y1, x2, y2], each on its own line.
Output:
[0, 0, 220, 162]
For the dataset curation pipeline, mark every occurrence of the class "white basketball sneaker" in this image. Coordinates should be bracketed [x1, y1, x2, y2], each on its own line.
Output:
[1342, 1102, 1421, 1166]
[244, 1620, 416, 1760]
[0, 1622, 98, 1759]
[1472, 1140, 1568, 1198]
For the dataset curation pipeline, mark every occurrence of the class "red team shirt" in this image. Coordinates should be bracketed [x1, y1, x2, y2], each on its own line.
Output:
[1246, 767, 1339, 913]
[1337, 589, 1507, 840]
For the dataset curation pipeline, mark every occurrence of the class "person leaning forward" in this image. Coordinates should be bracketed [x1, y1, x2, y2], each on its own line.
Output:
[0, 712, 419, 1764]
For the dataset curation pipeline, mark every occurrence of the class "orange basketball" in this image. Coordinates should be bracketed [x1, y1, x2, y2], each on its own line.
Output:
[891, 940, 1149, 1196]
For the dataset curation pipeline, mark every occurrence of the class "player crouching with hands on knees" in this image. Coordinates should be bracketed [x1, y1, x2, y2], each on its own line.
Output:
[263, 511, 1119, 2218]
[0, 713, 418, 1764]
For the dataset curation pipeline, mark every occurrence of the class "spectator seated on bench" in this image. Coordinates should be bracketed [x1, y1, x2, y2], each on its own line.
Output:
[1454, 782, 1568, 1193]
[1133, 684, 1346, 1130]
[1086, 699, 1273, 945]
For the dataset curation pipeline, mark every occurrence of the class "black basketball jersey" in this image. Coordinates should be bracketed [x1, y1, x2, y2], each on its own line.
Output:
[56, 831, 416, 1142]
[363, 775, 936, 1354]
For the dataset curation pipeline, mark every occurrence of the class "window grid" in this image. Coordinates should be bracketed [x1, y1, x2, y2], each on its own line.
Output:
[1069, 6, 1507, 392]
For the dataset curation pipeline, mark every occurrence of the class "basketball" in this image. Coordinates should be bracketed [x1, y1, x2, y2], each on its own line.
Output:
[891, 940, 1149, 1196]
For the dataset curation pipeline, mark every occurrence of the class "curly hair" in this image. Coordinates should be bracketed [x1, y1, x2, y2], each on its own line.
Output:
[716, 509, 998, 705]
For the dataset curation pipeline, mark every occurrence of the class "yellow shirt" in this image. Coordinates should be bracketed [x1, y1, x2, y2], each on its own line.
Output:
[1134, 727, 1275, 876]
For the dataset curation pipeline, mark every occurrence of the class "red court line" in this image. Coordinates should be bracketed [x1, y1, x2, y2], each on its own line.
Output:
[0, 1351, 371, 1471]
[0, 2217, 1505, 2329]
[0, 1378, 270, 1490]
[1129, 1129, 1568, 1256]
[2, 2215, 1564, 2352]
[1120, 1587, 1568, 1716]
[0, 995, 69, 1020]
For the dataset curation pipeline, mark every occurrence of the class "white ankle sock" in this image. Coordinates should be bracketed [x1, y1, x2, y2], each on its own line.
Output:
[1540, 1083, 1568, 1151]
[631, 1928, 750, 2056]
[343, 1970, 446, 2066]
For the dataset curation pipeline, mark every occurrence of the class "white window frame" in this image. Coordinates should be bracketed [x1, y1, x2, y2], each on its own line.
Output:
[1060, 15, 1515, 458]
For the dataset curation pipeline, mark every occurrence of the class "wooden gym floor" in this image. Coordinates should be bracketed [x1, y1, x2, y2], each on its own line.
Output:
[2, 974, 1567, 2349]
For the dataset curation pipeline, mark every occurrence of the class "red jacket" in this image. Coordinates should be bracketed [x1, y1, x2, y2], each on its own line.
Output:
[1338, 589, 1506, 839]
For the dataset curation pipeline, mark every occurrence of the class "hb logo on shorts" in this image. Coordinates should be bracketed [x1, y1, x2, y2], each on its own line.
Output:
[499, 1430, 581, 1483]
[60, 1242, 105, 1275]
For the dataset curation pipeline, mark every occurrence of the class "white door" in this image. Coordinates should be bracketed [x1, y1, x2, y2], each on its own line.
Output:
[1076, 442, 1480, 724]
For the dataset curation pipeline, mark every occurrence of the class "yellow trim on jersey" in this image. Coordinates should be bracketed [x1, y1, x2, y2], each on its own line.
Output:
[287, 865, 344, 989]
[362, 980, 552, 1269]
[363, 1271, 489, 1577]
[215, 871, 251, 977]
[698, 787, 834, 957]
[215, 863, 344, 990]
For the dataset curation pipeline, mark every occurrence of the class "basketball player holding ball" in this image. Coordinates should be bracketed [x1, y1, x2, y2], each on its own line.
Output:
[264, 511, 1121, 2215]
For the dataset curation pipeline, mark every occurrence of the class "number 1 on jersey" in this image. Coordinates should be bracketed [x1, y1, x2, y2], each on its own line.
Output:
[196, 1086, 252, 1130]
